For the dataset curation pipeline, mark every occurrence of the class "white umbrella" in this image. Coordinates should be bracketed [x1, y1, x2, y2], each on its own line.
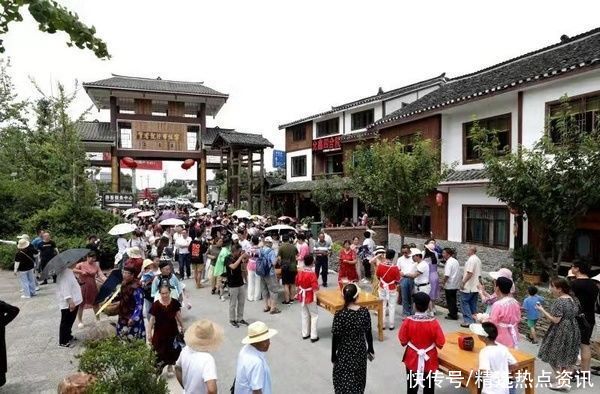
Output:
[123, 208, 142, 216]
[192, 202, 204, 209]
[264, 224, 297, 234]
[160, 218, 186, 227]
[197, 208, 212, 215]
[249, 214, 264, 221]
[278, 216, 293, 221]
[108, 223, 137, 236]
[232, 209, 251, 219]
[137, 210, 155, 218]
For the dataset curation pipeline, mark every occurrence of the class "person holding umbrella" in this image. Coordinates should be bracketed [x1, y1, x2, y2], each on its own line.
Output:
[56, 266, 83, 347]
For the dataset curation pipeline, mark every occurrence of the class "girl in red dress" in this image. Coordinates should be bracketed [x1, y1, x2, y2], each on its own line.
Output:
[338, 240, 358, 283]
[295, 255, 320, 341]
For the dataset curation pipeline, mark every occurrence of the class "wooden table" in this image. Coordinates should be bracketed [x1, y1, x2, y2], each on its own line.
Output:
[438, 331, 535, 394]
[316, 288, 384, 341]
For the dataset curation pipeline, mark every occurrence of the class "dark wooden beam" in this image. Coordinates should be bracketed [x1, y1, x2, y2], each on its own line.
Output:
[117, 113, 202, 125]
[115, 149, 202, 160]
[517, 91, 523, 147]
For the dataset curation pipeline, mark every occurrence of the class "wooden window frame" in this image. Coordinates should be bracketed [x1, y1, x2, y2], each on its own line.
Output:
[461, 204, 510, 249]
[316, 117, 340, 138]
[324, 153, 344, 175]
[462, 113, 512, 164]
[545, 89, 600, 142]
[291, 125, 306, 142]
[291, 155, 307, 178]
[351, 109, 375, 131]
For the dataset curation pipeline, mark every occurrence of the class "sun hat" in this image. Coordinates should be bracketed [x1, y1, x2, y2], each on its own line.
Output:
[126, 247, 142, 259]
[241, 321, 278, 345]
[232, 234, 239, 241]
[489, 268, 513, 281]
[591, 273, 600, 282]
[374, 246, 386, 256]
[142, 259, 156, 270]
[184, 319, 224, 352]
[17, 238, 30, 249]
[264, 236, 273, 244]
[366, 229, 377, 236]
[410, 248, 423, 257]
[469, 323, 488, 337]
[17, 234, 30, 242]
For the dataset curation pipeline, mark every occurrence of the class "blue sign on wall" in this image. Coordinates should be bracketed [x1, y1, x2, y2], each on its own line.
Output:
[272, 150, 286, 169]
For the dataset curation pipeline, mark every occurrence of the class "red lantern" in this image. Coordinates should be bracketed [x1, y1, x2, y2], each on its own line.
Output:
[122, 156, 137, 168]
[181, 159, 195, 170]
[128, 161, 138, 169]
[435, 192, 444, 207]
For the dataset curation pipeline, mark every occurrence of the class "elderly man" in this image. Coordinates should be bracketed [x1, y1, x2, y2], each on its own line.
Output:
[313, 233, 331, 288]
[234, 321, 278, 394]
[175, 229, 192, 280]
[460, 245, 482, 328]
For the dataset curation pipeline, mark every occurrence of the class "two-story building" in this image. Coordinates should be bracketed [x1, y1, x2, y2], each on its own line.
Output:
[271, 74, 447, 220]
[371, 27, 600, 266]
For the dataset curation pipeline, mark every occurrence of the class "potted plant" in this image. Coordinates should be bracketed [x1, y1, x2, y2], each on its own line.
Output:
[512, 244, 542, 285]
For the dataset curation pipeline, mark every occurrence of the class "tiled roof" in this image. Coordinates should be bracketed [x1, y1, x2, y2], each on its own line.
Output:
[373, 27, 600, 129]
[83, 74, 228, 98]
[202, 127, 234, 146]
[268, 177, 349, 193]
[278, 74, 447, 130]
[265, 177, 286, 187]
[442, 169, 488, 184]
[78, 120, 114, 142]
[212, 131, 274, 149]
[340, 129, 380, 143]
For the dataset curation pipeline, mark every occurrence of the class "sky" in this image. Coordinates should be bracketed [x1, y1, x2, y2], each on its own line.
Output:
[3, 0, 600, 188]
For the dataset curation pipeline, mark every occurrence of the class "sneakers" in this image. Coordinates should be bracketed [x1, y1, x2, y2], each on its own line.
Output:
[230, 320, 239, 328]
[220, 296, 227, 302]
[237, 320, 249, 326]
[59, 342, 73, 348]
[20, 295, 31, 299]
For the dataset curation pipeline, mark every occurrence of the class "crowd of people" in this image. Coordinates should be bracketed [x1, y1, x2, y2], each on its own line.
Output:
[3, 204, 600, 393]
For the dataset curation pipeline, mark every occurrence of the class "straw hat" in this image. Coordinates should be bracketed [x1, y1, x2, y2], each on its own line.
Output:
[489, 268, 513, 281]
[142, 259, 156, 270]
[409, 248, 423, 257]
[469, 323, 488, 337]
[241, 321, 278, 344]
[126, 247, 142, 259]
[17, 234, 30, 242]
[17, 238, 30, 250]
[184, 320, 224, 352]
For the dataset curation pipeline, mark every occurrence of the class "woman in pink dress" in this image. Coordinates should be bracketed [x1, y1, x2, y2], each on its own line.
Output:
[73, 251, 106, 328]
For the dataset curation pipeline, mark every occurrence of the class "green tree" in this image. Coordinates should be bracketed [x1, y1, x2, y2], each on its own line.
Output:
[0, 0, 110, 58]
[158, 179, 188, 197]
[311, 176, 348, 221]
[348, 136, 448, 245]
[214, 169, 227, 201]
[473, 96, 600, 274]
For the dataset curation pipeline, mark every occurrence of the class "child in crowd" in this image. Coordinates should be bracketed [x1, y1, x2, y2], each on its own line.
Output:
[376, 249, 401, 330]
[399, 292, 445, 394]
[521, 286, 544, 344]
[295, 255, 320, 342]
[471, 322, 517, 394]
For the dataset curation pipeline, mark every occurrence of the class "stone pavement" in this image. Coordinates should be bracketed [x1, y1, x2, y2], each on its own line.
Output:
[1, 269, 597, 393]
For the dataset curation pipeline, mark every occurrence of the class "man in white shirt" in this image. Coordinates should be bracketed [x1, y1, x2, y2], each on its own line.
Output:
[442, 248, 461, 320]
[175, 229, 192, 280]
[460, 245, 482, 327]
[361, 231, 376, 282]
[235, 321, 278, 394]
[472, 322, 517, 394]
[396, 245, 415, 316]
[403, 248, 430, 295]
[176, 319, 223, 394]
[56, 267, 83, 347]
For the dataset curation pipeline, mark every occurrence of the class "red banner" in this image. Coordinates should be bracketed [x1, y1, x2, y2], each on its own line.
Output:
[312, 135, 341, 152]
[119, 159, 163, 171]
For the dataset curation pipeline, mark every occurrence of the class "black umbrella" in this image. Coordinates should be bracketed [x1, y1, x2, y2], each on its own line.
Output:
[40, 248, 90, 280]
[95, 269, 123, 304]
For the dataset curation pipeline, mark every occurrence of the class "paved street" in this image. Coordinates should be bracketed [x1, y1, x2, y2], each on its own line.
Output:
[1, 269, 597, 393]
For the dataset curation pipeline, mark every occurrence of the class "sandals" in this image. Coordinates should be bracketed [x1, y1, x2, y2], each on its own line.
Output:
[263, 307, 271, 313]
[270, 308, 282, 314]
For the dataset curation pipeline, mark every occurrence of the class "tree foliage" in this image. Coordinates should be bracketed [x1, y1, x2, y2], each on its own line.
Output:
[348, 136, 447, 237]
[0, 0, 110, 58]
[158, 179, 189, 197]
[311, 176, 348, 221]
[472, 96, 600, 272]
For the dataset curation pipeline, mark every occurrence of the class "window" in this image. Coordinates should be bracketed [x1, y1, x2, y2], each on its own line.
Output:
[291, 125, 306, 141]
[464, 206, 509, 248]
[463, 114, 511, 163]
[351, 109, 374, 130]
[406, 207, 431, 235]
[325, 154, 343, 174]
[549, 93, 600, 143]
[291, 156, 307, 177]
[316, 118, 339, 138]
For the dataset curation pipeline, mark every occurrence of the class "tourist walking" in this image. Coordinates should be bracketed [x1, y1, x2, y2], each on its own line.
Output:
[296, 233, 310, 270]
[116, 266, 146, 340]
[296, 255, 319, 341]
[376, 249, 401, 330]
[0, 300, 19, 387]
[39, 232, 58, 284]
[73, 251, 106, 328]
[460, 246, 482, 327]
[206, 237, 222, 295]
[176, 319, 223, 394]
[234, 321, 278, 394]
[56, 266, 82, 347]
[147, 285, 184, 373]
[331, 283, 374, 394]
[152, 261, 182, 302]
[397, 245, 415, 316]
[369, 246, 386, 297]
[484, 277, 521, 349]
[189, 233, 206, 288]
[258, 237, 281, 314]
[360, 231, 375, 281]
[536, 278, 581, 391]
[442, 248, 460, 320]
[213, 235, 231, 301]
[175, 229, 192, 280]
[338, 240, 359, 283]
[399, 292, 445, 394]
[424, 239, 440, 311]
[351, 236, 362, 280]
[141, 259, 159, 320]
[226, 244, 249, 327]
[314, 233, 331, 287]
[14, 238, 37, 298]
[246, 236, 261, 302]
[278, 234, 298, 304]
[522, 286, 544, 344]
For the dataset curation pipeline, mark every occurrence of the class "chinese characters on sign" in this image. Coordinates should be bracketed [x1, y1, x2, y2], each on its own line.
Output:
[102, 193, 134, 208]
[312, 135, 341, 152]
[130, 120, 188, 151]
[272, 150, 286, 169]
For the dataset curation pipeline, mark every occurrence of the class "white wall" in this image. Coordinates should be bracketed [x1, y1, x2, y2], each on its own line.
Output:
[440, 92, 518, 170]
[447, 185, 516, 249]
[286, 148, 312, 182]
[343, 103, 382, 134]
[521, 69, 600, 148]
[311, 115, 342, 140]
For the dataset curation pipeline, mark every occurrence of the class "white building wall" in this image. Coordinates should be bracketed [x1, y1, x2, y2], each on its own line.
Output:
[521, 69, 600, 148]
[447, 185, 516, 249]
[343, 103, 382, 135]
[286, 148, 312, 182]
[311, 115, 342, 140]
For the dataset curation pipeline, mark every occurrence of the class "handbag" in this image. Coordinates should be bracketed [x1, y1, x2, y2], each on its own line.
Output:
[173, 331, 185, 351]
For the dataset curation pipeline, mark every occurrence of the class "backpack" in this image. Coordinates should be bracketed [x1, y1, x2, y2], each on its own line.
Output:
[255, 248, 272, 277]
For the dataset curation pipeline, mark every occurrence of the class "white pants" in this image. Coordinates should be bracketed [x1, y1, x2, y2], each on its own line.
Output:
[246, 270, 261, 301]
[378, 288, 398, 328]
[301, 302, 319, 339]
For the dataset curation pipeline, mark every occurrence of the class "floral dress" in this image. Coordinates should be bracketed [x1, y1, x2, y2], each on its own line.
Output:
[116, 282, 146, 340]
[331, 307, 374, 394]
[538, 297, 581, 368]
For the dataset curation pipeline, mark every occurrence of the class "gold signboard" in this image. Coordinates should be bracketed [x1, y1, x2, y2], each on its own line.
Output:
[131, 120, 190, 151]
